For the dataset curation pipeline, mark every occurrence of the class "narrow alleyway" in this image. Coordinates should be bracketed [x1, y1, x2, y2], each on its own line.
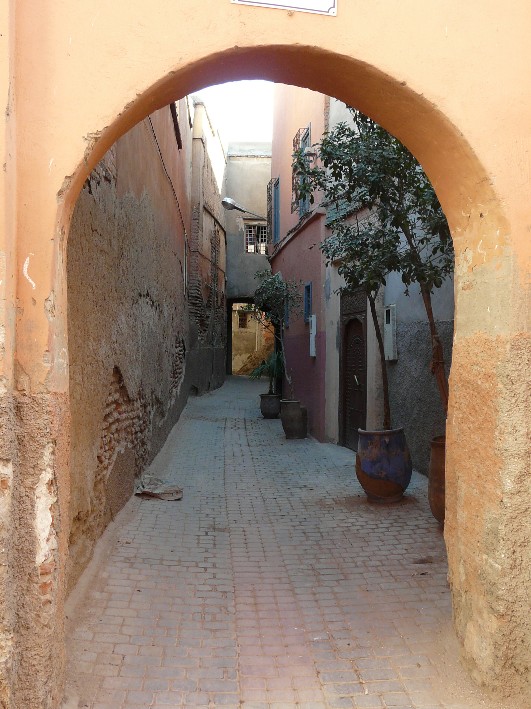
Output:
[64, 378, 513, 709]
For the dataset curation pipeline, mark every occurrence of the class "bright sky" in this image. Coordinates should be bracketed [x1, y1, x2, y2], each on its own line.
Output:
[195, 80, 274, 149]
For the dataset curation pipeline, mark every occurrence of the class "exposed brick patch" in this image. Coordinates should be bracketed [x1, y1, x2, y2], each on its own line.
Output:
[97, 366, 149, 478]
[69, 367, 149, 568]
[169, 336, 186, 402]
[85, 145, 117, 194]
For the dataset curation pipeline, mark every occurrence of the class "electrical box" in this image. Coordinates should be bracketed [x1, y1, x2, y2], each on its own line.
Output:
[309, 314, 317, 357]
[384, 305, 398, 361]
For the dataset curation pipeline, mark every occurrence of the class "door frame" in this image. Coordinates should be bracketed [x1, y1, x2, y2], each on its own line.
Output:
[339, 289, 368, 448]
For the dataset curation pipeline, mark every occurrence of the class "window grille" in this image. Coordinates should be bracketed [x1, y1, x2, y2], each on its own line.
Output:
[245, 223, 268, 254]
[292, 126, 311, 216]
[273, 178, 280, 243]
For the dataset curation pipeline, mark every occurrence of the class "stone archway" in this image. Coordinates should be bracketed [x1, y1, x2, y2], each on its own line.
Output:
[2, 3, 529, 706]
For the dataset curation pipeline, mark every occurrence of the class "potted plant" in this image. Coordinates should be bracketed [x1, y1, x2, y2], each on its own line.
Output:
[249, 270, 306, 438]
[319, 218, 413, 502]
[249, 351, 284, 418]
[294, 109, 452, 502]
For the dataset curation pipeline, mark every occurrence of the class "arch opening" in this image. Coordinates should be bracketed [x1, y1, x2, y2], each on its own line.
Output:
[59, 43, 510, 694]
[60, 44, 503, 245]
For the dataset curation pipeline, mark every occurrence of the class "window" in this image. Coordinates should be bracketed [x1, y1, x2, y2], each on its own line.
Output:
[304, 282, 313, 323]
[292, 125, 311, 217]
[273, 179, 280, 243]
[238, 311, 248, 329]
[245, 222, 268, 254]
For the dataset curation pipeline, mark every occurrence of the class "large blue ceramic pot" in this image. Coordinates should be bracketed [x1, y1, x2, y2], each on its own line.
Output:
[355, 428, 412, 503]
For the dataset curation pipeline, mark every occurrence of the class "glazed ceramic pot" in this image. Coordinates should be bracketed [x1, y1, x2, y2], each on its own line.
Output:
[355, 427, 412, 503]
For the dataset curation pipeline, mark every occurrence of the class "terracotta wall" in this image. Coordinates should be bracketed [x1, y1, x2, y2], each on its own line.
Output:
[67, 102, 226, 591]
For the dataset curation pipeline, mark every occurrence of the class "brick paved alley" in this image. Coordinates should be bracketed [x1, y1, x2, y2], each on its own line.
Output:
[64, 378, 516, 709]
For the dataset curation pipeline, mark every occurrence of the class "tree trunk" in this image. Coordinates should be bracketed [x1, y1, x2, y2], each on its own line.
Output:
[419, 284, 449, 416]
[278, 326, 294, 399]
[400, 219, 449, 416]
[368, 293, 391, 430]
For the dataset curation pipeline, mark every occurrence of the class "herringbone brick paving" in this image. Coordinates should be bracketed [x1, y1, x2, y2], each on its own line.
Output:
[64, 377, 517, 709]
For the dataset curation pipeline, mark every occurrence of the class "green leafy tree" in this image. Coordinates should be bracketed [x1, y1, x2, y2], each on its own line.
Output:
[293, 108, 453, 428]
[246, 270, 302, 398]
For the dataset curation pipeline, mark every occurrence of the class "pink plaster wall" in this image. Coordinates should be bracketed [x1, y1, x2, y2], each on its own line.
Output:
[270, 86, 329, 440]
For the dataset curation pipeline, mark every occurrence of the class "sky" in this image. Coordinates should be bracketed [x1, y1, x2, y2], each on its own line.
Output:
[195, 80, 274, 149]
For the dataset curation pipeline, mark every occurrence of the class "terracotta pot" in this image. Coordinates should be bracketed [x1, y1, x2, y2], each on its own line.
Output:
[280, 400, 307, 439]
[428, 435, 446, 525]
[355, 427, 412, 503]
[260, 393, 281, 419]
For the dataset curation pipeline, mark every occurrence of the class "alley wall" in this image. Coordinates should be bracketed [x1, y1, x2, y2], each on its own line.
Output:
[66, 101, 226, 590]
[224, 143, 271, 300]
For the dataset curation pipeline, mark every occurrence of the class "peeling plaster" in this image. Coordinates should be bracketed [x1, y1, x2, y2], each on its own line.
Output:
[0, 461, 13, 522]
[22, 253, 36, 289]
[44, 291, 56, 321]
[455, 247, 473, 277]
[34, 443, 58, 566]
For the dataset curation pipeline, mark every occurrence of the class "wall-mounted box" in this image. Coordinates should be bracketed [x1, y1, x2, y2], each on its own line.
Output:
[309, 314, 317, 357]
[384, 304, 398, 361]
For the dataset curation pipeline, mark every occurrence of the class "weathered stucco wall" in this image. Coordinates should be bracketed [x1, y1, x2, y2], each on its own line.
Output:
[384, 277, 454, 474]
[387, 320, 453, 473]
[67, 103, 226, 591]
[189, 102, 227, 388]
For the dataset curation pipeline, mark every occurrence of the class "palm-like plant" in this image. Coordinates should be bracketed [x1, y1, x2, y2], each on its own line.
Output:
[249, 351, 284, 394]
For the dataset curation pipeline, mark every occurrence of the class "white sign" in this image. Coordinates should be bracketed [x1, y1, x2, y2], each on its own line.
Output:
[231, 0, 337, 16]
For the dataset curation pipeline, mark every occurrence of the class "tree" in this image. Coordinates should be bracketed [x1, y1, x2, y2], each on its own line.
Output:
[246, 270, 302, 398]
[293, 108, 453, 427]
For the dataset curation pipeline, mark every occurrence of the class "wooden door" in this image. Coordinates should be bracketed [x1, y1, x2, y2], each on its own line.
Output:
[342, 317, 367, 450]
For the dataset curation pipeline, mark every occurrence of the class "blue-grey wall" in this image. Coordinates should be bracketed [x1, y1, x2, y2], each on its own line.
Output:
[385, 273, 453, 474]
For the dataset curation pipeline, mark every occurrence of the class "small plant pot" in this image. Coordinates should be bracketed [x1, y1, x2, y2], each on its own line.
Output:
[260, 393, 281, 419]
[280, 400, 307, 439]
[428, 435, 446, 525]
[355, 427, 412, 503]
